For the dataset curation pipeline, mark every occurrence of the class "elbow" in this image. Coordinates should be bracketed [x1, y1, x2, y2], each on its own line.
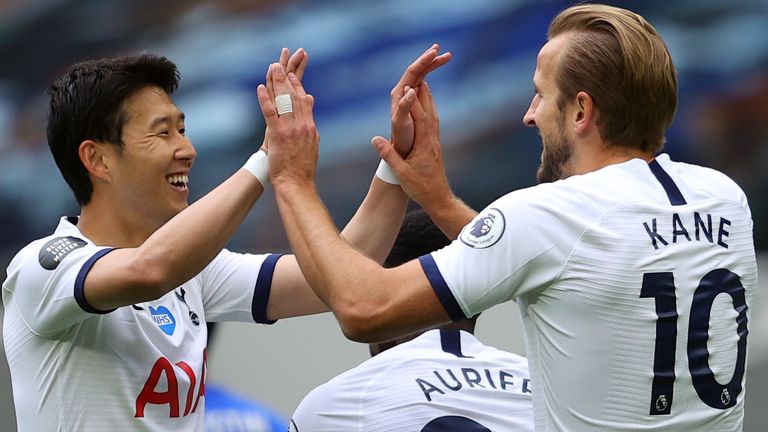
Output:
[335, 303, 388, 343]
[125, 258, 172, 301]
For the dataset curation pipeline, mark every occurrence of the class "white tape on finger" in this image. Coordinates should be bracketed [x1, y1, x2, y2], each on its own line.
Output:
[275, 94, 293, 115]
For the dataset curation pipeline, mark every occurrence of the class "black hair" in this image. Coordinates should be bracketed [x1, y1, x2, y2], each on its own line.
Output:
[384, 209, 451, 268]
[46, 53, 180, 205]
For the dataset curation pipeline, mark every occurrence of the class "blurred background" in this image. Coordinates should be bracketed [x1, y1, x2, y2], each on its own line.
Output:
[1, 0, 766, 430]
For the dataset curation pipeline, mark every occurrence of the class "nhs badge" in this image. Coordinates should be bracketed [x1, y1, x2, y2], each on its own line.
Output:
[149, 306, 176, 336]
[460, 208, 505, 249]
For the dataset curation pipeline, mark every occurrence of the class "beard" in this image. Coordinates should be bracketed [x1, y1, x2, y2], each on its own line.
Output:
[536, 124, 574, 184]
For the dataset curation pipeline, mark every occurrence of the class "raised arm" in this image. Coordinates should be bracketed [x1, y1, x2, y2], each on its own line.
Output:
[372, 81, 477, 239]
[82, 49, 308, 312]
[266, 46, 454, 320]
[262, 52, 459, 342]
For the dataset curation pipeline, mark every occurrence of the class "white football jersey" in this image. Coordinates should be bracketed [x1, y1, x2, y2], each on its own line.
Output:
[2, 216, 280, 431]
[422, 154, 757, 431]
[290, 329, 534, 432]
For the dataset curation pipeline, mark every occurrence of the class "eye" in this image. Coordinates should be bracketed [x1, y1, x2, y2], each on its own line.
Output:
[179, 128, 186, 136]
[158, 130, 170, 136]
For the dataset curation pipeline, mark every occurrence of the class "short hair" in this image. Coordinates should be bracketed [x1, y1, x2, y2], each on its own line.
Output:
[47, 54, 180, 205]
[548, 4, 677, 153]
[384, 209, 451, 268]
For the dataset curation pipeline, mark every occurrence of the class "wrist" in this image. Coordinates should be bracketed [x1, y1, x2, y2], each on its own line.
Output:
[242, 151, 270, 188]
[375, 160, 400, 185]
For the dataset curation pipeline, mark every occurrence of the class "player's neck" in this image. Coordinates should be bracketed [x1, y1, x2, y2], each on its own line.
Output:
[572, 141, 654, 176]
[78, 198, 160, 248]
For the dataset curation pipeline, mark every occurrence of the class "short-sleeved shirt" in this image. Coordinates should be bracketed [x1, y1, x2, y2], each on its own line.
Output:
[420, 155, 757, 431]
[2, 216, 281, 431]
[289, 329, 533, 431]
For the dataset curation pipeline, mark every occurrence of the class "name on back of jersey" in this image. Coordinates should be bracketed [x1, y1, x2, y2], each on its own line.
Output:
[415, 367, 531, 402]
[642, 211, 731, 250]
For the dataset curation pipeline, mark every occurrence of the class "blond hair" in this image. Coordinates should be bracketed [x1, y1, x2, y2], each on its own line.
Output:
[549, 4, 677, 153]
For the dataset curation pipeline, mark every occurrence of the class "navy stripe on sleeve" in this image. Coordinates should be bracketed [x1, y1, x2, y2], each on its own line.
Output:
[251, 253, 285, 324]
[440, 329, 472, 358]
[74, 248, 117, 314]
[418, 254, 468, 322]
[648, 159, 687, 206]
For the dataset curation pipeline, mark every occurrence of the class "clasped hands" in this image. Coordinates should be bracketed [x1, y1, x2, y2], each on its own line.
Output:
[257, 44, 453, 207]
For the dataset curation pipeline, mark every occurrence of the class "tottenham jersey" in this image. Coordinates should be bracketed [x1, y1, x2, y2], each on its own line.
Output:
[2, 216, 280, 432]
[289, 329, 533, 432]
[421, 154, 757, 431]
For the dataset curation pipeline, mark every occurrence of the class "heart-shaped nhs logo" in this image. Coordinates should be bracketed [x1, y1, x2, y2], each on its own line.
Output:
[149, 306, 176, 336]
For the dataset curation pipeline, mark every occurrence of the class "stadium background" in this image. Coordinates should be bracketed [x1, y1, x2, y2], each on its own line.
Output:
[1, 0, 766, 429]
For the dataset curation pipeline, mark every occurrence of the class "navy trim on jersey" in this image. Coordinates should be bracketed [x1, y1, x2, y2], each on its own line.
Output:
[74, 248, 118, 314]
[648, 160, 687, 205]
[440, 329, 472, 358]
[251, 253, 284, 324]
[418, 255, 468, 322]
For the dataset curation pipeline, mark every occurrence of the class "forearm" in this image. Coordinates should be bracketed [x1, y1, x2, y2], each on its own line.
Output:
[274, 180, 385, 314]
[89, 169, 265, 309]
[419, 193, 477, 240]
[141, 170, 262, 285]
[339, 177, 408, 264]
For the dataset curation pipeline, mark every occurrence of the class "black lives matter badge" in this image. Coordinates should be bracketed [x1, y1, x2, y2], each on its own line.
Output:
[38, 236, 87, 270]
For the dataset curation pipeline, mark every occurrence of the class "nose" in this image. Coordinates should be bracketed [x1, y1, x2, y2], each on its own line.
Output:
[176, 136, 197, 167]
[523, 94, 539, 127]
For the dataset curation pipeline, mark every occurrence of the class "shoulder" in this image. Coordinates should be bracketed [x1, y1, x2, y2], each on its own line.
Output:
[664, 156, 750, 209]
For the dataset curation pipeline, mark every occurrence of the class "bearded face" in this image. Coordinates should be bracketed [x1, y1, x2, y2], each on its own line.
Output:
[536, 112, 574, 184]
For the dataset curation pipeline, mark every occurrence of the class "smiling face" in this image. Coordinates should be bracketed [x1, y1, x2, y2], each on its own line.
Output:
[105, 85, 195, 226]
[523, 35, 576, 184]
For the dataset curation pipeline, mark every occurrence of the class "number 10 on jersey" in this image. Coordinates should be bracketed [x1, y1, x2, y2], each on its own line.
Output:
[640, 269, 748, 415]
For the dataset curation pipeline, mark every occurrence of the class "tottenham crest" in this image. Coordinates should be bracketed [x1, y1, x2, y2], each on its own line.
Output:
[460, 208, 505, 249]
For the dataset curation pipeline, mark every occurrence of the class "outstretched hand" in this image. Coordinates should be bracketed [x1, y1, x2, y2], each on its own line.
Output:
[390, 44, 452, 158]
[374, 81, 452, 209]
[260, 47, 309, 154]
[257, 63, 319, 187]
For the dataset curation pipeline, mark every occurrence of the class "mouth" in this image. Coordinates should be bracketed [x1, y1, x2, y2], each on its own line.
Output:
[166, 173, 189, 191]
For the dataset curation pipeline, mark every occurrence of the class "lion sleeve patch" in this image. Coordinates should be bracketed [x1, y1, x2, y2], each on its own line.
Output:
[38, 236, 88, 270]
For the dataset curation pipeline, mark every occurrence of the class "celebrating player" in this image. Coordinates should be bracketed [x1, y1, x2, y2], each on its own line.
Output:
[261, 4, 757, 431]
[289, 210, 533, 432]
[1, 46, 450, 431]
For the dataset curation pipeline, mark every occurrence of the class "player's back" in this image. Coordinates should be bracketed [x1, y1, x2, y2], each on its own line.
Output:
[520, 154, 757, 431]
[289, 329, 533, 431]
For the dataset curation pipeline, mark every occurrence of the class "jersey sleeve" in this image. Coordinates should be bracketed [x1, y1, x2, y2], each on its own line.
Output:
[3, 238, 116, 337]
[422, 186, 586, 320]
[199, 249, 284, 324]
[289, 378, 359, 432]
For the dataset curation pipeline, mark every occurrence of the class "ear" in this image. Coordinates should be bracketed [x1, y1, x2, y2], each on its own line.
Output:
[572, 91, 595, 136]
[79, 140, 113, 183]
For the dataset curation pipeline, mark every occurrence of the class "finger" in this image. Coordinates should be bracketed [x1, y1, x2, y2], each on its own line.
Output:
[270, 63, 298, 120]
[287, 48, 308, 80]
[392, 87, 416, 127]
[409, 90, 427, 121]
[279, 47, 290, 69]
[413, 52, 452, 85]
[257, 84, 279, 126]
[417, 82, 434, 117]
[266, 64, 276, 102]
[390, 46, 440, 113]
[287, 73, 311, 119]
[398, 46, 440, 88]
[372, 136, 406, 171]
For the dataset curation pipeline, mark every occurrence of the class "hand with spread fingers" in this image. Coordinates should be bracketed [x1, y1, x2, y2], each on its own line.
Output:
[388, 44, 451, 158]
[257, 62, 319, 186]
[260, 47, 309, 154]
